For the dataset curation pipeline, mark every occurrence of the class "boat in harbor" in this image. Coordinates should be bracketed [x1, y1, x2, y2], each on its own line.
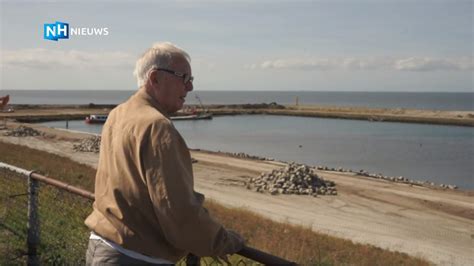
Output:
[170, 94, 213, 121]
[85, 114, 108, 124]
[85, 95, 212, 123]
[170, 113, 213, 121]
[85, 112, 212, 124]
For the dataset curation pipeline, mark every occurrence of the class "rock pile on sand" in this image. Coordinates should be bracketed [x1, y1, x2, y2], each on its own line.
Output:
[4, 126, 42, 137]
[212, 103, 285, 110]
[247, 162, 337, 196]
[220, 151, 273, 161]
[73, 136, 101, 153]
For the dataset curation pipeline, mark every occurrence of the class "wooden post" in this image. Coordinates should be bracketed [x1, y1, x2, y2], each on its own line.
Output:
[27, 176, 39, 265]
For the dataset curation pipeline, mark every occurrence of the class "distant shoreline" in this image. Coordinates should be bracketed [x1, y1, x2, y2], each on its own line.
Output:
[2, 103, 473, 127]
[3, 90, 473, 111]
[209, 104, 474, 127]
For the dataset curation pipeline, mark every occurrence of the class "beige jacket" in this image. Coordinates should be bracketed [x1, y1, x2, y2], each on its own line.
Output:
[84, 88, 243, 262]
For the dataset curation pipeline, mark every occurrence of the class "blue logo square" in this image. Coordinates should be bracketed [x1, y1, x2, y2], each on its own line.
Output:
[44, 21, 69, 41]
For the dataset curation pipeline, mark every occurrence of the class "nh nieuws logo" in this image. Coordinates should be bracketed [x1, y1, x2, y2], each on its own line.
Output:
[43, 21, 109, 41]
[44, 21, 69, 41]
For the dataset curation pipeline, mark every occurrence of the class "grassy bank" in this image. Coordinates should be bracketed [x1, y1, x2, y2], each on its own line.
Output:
[0, 141, 429, 265]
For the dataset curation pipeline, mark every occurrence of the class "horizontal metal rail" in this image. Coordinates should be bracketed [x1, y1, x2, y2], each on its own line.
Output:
[0, 161, 297, 265]
[238, 246, 296, 265]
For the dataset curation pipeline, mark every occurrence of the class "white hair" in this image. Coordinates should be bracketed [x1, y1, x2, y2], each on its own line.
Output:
[133, 42, 191, 88]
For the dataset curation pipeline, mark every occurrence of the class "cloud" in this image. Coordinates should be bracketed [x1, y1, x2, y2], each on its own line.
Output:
[394, 57, 473, 71]
[260, 58, 338, 71]
[192, 58, 216, 70]
[1, 48, 136, 70]
[250, 56, 473, 72]
[341, 57, 392, 70]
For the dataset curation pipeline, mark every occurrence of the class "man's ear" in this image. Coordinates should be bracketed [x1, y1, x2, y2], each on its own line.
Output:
[149, 69, 159, 86]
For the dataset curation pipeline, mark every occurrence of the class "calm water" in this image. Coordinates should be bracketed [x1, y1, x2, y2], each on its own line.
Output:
[4, 90, 474, 110]
[40, 115, 474, 189]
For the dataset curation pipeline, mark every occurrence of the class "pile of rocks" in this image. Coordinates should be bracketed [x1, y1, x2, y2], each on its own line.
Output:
[212, 103, 286, 110]
[317, 166, 354, 172]
[247, 162, 337, 196]
[239, 102, 286, 109]
[73, 136, 101, 153]
[4, 126, 42, 137]
[221, 151, 273, 161]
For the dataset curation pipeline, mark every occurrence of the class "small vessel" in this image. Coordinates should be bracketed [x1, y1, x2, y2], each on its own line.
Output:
[170, 94, 213, 121]
[170, 113, 213, 121]
[0, 94, 14, 113]
[85, 114, 108, 124]
[85, 112, 212, 124]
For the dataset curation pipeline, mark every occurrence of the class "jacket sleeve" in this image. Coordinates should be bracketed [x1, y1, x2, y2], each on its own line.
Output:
[142, 122, 243, 257]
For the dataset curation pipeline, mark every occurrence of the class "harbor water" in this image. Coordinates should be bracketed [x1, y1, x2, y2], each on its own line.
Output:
[40, 115, 474, 189]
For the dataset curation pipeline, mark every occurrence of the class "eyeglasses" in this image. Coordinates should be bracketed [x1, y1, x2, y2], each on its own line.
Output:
[155, 68, 194, 85]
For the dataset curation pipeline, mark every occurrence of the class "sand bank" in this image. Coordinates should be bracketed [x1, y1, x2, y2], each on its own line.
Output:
[2, 104, 473, 126]
[207, 104, 474, 127]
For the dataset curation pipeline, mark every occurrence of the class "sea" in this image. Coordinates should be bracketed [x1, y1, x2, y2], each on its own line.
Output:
[3, 90, 473, 189]
[3, 90, 474, 110]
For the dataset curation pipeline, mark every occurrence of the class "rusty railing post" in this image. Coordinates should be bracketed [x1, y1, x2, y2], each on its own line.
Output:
[186, 253, 200, 266]
[27, 174, 40, 265]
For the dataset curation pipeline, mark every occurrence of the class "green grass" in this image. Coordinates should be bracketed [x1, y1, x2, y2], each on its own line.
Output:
[0, 141, 430, 265]
[0, 170, 28, 264]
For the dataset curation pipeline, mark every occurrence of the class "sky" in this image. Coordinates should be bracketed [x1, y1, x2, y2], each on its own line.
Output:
[0, 0, 472, 92]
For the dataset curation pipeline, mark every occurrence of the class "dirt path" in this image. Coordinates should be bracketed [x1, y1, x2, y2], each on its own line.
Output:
[1, 124, 473, 265]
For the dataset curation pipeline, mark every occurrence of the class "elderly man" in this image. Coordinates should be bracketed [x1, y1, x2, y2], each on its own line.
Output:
[85, 42, 244, 265]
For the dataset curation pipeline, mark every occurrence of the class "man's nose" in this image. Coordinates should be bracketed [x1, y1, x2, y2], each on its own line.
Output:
[185, 82, 193, 92]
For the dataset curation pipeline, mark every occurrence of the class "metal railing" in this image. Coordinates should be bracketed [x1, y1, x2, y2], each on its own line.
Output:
[0, 161, 296, 265]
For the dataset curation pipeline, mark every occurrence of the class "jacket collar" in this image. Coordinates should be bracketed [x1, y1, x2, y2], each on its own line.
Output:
[135, 87, 170, 118]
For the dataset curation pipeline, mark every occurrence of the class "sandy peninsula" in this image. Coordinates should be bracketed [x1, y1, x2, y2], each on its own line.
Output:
[207, 104, 474, 127]
[0, 122, 472, 265]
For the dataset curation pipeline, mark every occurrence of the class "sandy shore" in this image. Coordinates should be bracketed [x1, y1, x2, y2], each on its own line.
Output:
[2, 104, 473, 126]
[1, 123, 473, 265]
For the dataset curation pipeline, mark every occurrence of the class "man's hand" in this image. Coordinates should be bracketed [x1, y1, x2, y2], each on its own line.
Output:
[228, 229, 245, 252]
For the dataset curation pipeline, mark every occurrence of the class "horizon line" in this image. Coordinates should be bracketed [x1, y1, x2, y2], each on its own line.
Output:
[1, 89, 472, 93]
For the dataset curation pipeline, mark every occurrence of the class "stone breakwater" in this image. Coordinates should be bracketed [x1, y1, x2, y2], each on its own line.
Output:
[4, 125, 42, 137]
[73, 136, 101, 153]
[246, 162, 337, 196]
[216, 150, 274, 161]
[73, 135, 199, 163]
[216, 150, 460, 191]
[316, 166, 458, 190]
